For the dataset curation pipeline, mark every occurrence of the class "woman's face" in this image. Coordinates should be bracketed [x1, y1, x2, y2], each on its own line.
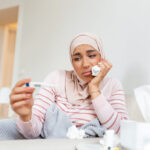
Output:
[72, 44, 101, 83]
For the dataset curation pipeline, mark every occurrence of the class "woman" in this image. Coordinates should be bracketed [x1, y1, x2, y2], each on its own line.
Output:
[10, 33, 128, 138]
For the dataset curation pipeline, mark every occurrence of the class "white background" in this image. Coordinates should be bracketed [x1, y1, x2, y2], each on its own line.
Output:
[1, 0, 150, 92]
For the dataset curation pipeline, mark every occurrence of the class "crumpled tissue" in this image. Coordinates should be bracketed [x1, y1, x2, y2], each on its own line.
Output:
[66, 125, 85, 139]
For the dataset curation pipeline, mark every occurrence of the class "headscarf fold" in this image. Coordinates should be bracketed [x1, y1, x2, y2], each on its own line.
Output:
[66, 33, 105, 105]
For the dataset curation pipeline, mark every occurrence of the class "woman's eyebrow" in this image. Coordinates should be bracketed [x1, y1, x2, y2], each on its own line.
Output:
[86, 50, 96, 53]
[86, 49, 96, 53]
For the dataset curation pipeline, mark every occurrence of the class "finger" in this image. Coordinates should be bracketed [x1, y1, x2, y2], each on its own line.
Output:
[100, 59, 112, 70]
[97, 62, 105, 69]
[10, 94, 32, 104]
[14, 78, 31, 88]
[13, 87, 34, 94]
[12, 99, 31, 110]
[98, 61, 103, 65]
[102, 59, 112, 67]
[102, 61, 111, 69]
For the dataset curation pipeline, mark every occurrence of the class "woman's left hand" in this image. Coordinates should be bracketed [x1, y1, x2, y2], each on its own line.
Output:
[88, 59, 112, 91]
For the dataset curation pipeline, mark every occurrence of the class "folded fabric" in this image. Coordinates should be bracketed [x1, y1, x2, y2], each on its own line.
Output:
[40, 103, 73, 138]
[41, 103, 106, 138]
[80, 118, 106, 138]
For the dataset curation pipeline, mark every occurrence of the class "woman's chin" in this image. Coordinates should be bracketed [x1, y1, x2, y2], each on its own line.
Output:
[81, 76, 94, 83]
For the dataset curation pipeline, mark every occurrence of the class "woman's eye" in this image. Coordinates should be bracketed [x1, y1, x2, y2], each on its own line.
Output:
[89, 54, 96, 58]
[74, 57, 81, 61]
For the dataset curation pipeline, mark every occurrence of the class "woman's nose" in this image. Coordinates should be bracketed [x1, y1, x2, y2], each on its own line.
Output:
[82, 57, 90, 68]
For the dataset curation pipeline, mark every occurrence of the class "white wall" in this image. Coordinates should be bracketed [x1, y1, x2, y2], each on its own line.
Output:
[0, 0, 20, 10]
[12, 0, 150, 92]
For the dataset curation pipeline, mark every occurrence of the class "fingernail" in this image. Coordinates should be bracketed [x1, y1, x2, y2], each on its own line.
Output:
[28, 87, 34, 90]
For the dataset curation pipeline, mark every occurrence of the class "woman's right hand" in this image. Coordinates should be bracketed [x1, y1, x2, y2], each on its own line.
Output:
[10, 79, 35, 122]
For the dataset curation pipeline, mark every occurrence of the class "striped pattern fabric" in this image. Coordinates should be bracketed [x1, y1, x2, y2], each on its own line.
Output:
[17, 71, 128, 138]
[33, 88, 97, 127]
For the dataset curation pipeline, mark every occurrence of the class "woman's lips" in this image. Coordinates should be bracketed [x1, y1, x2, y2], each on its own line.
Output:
[82, 71, 92, 76]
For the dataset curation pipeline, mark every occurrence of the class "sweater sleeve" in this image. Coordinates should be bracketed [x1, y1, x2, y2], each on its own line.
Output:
[92, 78, 128, 134]
[16, 70, 64, 138]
